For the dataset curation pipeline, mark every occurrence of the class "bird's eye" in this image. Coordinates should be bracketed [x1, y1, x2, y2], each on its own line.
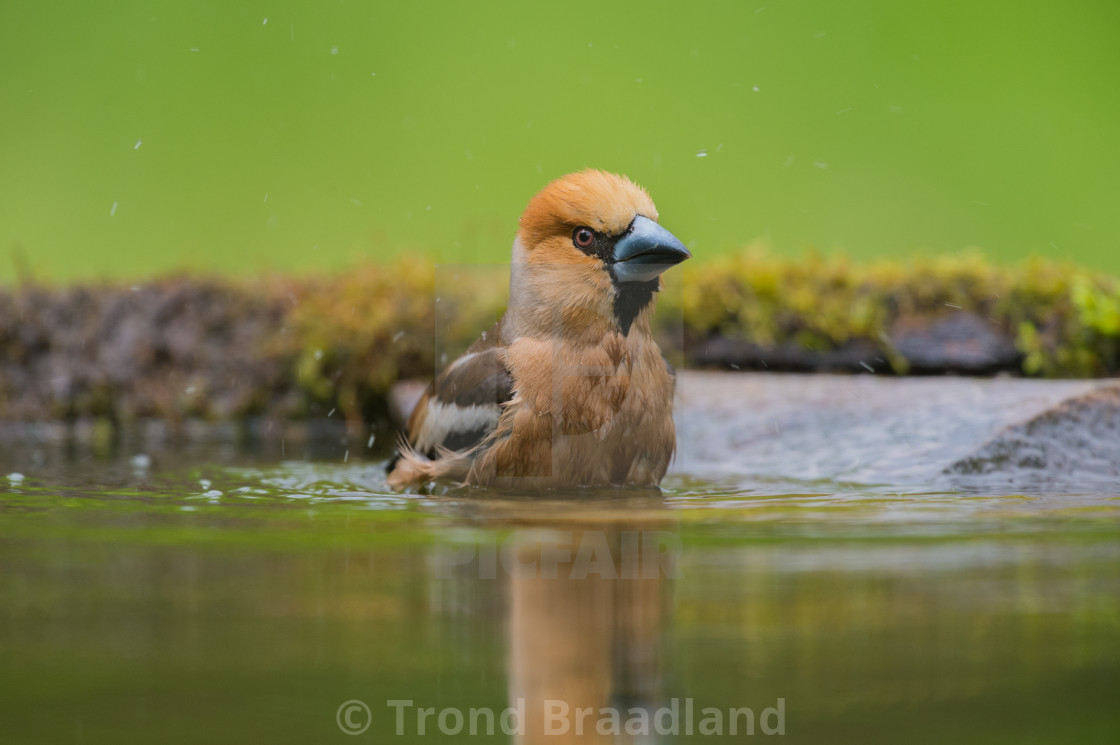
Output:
[573, 228, 595, 249]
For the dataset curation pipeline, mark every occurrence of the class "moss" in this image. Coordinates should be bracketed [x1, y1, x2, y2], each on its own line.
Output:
[1, 250, 1118, 426]
[281, 262, 438, 425]
[665, 248, 1120, 377]
[280, 261, 506, 426]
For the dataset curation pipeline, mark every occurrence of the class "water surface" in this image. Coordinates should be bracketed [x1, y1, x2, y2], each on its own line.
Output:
[2, 377, 1119, 743]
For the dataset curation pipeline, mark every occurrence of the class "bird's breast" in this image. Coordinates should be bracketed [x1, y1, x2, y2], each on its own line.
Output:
[474, 332, 675, 487]
[507, 333, 673, 439]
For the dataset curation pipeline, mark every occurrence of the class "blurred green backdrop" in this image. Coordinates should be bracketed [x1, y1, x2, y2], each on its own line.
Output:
[2, 0, 1118, 283]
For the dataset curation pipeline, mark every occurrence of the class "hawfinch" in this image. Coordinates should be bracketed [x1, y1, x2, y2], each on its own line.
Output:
[387, 170, 690, 489]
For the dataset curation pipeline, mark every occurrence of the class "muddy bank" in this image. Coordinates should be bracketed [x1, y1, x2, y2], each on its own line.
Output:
[0, 281, 293, 421]
[0, 265, 474, 428]
[1, 252, 1118, 427]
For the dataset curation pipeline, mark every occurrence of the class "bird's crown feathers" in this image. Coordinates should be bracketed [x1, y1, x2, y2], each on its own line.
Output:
[518, 169, 658, 248]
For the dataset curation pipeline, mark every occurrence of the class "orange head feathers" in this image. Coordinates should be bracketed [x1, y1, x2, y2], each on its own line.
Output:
[507, 170, 690, 338]
[518, 170, 659, 248]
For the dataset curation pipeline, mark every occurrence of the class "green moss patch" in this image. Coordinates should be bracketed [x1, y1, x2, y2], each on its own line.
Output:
[669, 249, 1120, 376]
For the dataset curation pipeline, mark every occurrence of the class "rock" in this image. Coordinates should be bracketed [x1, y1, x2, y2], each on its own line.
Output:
[946, 386, 1120, 490]
[690, 311, 1022, 374]
[891, 312, 1021, 373]
[688, 337, 889, 372]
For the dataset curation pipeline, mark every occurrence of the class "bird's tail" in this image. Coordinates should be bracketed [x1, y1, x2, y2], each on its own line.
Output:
[385, 441, 476, 489]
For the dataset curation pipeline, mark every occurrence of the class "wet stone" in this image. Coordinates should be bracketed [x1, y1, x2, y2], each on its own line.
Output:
[891, 311, 1021, 373]
[946, 385, 1120, 490]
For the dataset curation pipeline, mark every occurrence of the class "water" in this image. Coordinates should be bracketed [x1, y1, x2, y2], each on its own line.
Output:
[2, 374, 1119, 743]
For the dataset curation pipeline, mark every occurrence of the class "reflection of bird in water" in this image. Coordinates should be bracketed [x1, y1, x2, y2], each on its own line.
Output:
[388, 170, 690, 489]
[507, 518, 673, 744]
[430, 496, 675, 744]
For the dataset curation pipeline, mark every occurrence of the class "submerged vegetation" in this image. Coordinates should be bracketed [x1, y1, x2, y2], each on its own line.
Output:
[1, 250, 1118, 426]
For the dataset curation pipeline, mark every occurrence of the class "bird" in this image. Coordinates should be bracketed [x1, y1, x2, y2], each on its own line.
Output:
[386, 169, 691, 490]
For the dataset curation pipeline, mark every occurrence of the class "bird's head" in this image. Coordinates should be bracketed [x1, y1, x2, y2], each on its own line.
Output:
[509, 170, 691, 338]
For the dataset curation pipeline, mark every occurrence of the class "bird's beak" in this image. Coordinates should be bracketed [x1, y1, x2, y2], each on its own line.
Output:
[611, 215, 692, 283]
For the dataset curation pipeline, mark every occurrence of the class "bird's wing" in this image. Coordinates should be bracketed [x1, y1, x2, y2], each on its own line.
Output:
[398, 333, 513, 462]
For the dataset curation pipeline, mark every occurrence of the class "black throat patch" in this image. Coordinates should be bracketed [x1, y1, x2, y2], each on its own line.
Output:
[573, 223, 661, 335]
[612, 279, 659, 335]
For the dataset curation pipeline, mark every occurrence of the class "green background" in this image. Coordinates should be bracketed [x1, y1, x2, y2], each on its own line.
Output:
[2, 0, 1118, 283]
